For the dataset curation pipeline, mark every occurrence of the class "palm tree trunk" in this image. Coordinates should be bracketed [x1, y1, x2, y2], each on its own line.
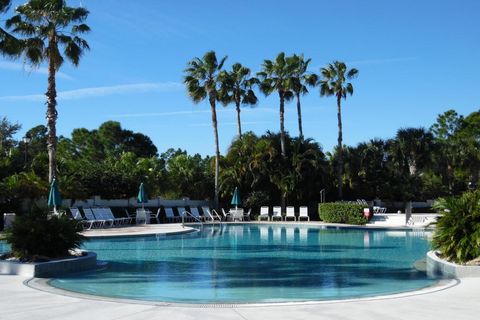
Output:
[296, 93, 303, 139]
[235, 98, 242, 138]
[210, 94, 220, 208]
[279, 91, 286, 158]
[279, 91, 287, 213]
[336, 94, 343, 200]
[46, 37, 58, 183]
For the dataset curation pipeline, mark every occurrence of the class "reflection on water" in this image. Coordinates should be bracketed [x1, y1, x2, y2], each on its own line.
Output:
[50, 224, 438, 303]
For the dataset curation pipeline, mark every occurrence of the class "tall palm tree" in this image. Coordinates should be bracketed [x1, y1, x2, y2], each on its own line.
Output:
[0, 0, 23, 56]
[184, 51, 227, 207]
[218, 63, 258, 138]
[5, 0, 90, 182]
[289, 54, 317, 139]
[320, 61, 358, 199]
[257, 52, 294, 158]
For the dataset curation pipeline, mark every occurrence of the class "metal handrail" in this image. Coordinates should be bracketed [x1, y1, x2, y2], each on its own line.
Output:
[320, 189, 326, 203]
[181, 210, 203, 228]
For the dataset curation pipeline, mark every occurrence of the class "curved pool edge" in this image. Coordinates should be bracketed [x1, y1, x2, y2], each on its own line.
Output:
[25, 277, 458, 308]
[81, 224, 198, 238]
[79, 221, 433, 240]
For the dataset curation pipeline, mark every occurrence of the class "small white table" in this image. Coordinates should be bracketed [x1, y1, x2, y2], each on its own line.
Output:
[229, 209, 244, 222]
[135, 209, 151, 224]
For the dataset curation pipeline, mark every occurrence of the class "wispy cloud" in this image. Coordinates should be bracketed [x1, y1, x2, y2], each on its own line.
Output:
[190, 121, 274, 128]
[0, 82, 183, 102]
[110, 106, 278, 119]
[0, 61, 74, 80]
[111, 110, 210, 118]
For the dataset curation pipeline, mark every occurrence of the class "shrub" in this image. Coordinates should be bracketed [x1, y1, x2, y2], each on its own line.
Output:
[5, 209, 85, 261]
[432, 190, 480, 264]
[318, 202, 367, 225]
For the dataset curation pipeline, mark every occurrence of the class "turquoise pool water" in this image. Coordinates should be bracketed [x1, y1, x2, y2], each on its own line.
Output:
[0, 241, 9, 254]
[49, 224, 439, 303]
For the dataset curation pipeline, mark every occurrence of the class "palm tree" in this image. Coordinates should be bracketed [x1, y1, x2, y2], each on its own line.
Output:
[257, 52, 294, 158]
[184, 51, 227, 207]
[289, 54, 317, 139]
[218, 63, 258, 138]
[5, 0, 90, 182]
[0, 0, 24, 56]
[320, 61, 358, 199]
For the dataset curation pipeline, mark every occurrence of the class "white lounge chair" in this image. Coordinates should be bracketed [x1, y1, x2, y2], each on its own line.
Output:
[285, 206, 296, 221]
[189, 207, 203, 222]
[69, 207, 95, 230]
[92, 207, 115, 227]
[83, 207, 106, 228]
[243, 208, 251, 221]
[272, 206, 282, 221]
[231, 208, 244, 222]
[177, 207, 188, 221]
[150, 208, 161, 224]
[103, 207, 130, 226]
[165, 207, 181, 222]
[201, 206, 221, 222]
[219, 208, 230, 221]
[373, 206, 387, 214]
[258, 206, 270, 221]
[299, 206, 309, 221]
[113, 207, 134, 225]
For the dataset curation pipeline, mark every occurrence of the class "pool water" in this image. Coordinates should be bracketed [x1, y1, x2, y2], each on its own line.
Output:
[49, 224, 439, 303]
[0, 241, 9, 254]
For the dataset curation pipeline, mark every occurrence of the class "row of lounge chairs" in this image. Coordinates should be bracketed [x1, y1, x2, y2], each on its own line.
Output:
[69, 206, 311, 229]
[357, 199, 387, 213]
[70, 207, 132, 229]
[257, 206, 310, 221]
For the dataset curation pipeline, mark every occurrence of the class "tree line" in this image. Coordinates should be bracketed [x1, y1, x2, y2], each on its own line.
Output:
[0, 108, 478, 214]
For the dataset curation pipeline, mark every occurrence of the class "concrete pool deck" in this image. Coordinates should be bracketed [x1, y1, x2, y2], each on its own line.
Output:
[1, 276, 479, 319]
[1, 222, 479, 319]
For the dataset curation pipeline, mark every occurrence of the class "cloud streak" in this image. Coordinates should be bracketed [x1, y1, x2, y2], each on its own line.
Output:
[0, 82, 183, 102]
[111, 110, 210, 118]
[110, 106, 278, 119]
[0, 61, 74, 80]
[189, 121, 275, 128]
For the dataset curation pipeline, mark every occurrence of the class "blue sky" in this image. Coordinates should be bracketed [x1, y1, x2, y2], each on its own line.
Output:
[1, 0, 479, 156]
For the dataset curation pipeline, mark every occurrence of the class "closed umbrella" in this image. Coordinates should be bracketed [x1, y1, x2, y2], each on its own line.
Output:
[231, 187, 241, 210]
[47, 178, 62, 215]
[137, 182, 148, 209]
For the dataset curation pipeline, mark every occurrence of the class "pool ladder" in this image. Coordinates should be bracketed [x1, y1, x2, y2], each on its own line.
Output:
[210, 209, 223, 223]
[181, 210, 204, 228]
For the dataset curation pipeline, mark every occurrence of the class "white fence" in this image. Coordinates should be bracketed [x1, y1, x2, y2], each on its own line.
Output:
[25, 196, 210, 210]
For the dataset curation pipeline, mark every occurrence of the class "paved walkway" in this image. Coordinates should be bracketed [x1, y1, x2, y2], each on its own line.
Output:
[0, 276, 479, 319]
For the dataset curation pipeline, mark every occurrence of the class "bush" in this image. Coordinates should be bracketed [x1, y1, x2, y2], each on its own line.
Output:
[5, 209, 85, 261]
[432, 190, 480, 264]
[318, 202, 367, 225]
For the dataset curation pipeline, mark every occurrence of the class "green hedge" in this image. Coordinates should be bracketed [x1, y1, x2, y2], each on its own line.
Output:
[318, 202, 367, 225]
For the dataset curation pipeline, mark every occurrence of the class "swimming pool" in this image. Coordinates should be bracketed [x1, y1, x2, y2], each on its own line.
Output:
[0, 241, 9, 254]
[49, 224, 440, 303]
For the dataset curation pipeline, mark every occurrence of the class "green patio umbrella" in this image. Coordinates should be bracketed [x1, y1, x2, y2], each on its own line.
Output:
[47, 178, 62, 214]
[137, 182, 148, 209]
[230, 187, 241, 210]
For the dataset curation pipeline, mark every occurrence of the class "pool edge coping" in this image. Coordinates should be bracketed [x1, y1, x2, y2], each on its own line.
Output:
[25, 277, 459, 308]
